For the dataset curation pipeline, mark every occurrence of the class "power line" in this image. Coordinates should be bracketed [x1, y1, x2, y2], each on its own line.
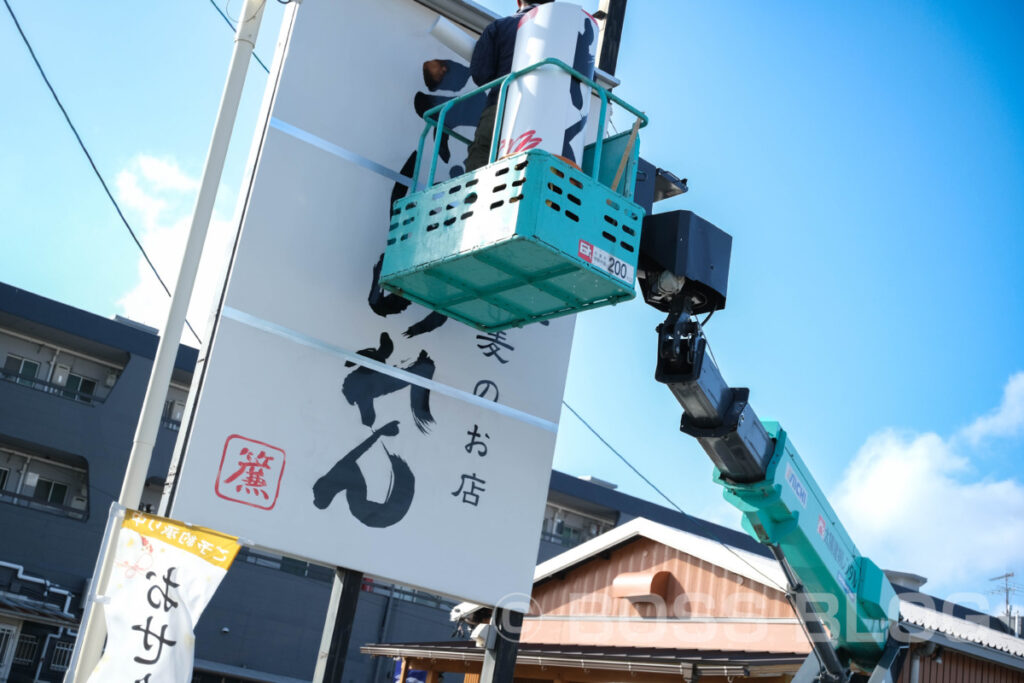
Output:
[562, 400, 683, 514]
[3, 0, 202, 345]
[561, 399, 786, 592]
[208, 0, 271, 73]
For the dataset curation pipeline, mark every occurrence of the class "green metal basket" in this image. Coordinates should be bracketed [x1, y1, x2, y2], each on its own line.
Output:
[379, 58, 648, 331]
[383, 148, 643, 331]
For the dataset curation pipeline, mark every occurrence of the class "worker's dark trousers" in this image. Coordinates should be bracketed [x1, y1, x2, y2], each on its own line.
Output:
[465, 104, 498, 172]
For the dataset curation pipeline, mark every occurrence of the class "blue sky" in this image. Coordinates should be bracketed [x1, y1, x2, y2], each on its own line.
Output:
[2, 0, 1022, 612]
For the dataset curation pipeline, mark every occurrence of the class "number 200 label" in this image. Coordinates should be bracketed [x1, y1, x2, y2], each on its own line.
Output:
[578, 240, 634, 284]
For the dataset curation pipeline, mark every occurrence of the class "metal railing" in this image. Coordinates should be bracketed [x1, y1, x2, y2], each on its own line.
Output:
[0, 371, 103, 405]
[413, 57, 648, 190]
[360, 578, 458, 611]
[0, 489, 87, 521]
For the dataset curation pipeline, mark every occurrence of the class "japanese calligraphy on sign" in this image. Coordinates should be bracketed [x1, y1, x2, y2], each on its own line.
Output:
[166, 0, 578, 606]
[86, 510, 239, 683]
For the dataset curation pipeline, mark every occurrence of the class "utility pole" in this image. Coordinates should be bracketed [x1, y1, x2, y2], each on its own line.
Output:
[988, 571, 1020, 622]
[64, 1, 267, 678]
[478, 608, 524, 683]
[596, 0, 627, 76]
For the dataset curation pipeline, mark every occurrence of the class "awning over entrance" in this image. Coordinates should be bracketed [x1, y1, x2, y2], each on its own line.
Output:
[362, 640, 804, 681]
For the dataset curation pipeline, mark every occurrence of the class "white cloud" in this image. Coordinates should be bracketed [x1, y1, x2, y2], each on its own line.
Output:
[832, 377, 1024, 601]
[960, 372, 1024, 445]
[137, 156, 200, 193]
[114, 155, 236, 342]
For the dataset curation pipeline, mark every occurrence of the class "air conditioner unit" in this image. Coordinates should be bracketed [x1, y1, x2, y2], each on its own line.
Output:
[171, 401, 185, 422]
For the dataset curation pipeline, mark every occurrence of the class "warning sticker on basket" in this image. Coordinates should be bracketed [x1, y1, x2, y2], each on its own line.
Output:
[578, 240, 634, 283]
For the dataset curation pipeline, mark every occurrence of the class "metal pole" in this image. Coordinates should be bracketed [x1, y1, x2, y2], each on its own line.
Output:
[65, 2, 266, 679]
[479, 608, 523, 683]
[596, 0, 627, 76]
[62, 503, 124, 682]
[120, 0, 265, 509]
[313, 568, 365, 682]
[371, 590, 395, 681]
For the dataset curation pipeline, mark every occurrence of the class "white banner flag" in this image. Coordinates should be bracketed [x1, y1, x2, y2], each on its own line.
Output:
[86, 510, 240, 683]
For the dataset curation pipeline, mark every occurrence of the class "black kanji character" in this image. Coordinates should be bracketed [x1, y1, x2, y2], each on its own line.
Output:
[145, 567, 179, 612]
[476, 332, 514, 364]
[313, 421, 414, 528]
[452, 473, 486, 506]
[473, 380, 499, 402]
[465, 425, 490, 456]
[342, 334, 436, 434]
[131, 616, 177, 665]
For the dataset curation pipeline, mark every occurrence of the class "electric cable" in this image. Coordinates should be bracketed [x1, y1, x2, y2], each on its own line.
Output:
[208, 0, 271, 73]
[3, 0, 203, 345]
[562, 400, 682, 515]
[561, 399, 787, 592]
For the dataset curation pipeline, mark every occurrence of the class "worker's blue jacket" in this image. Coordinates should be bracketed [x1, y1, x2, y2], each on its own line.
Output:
[470, 5, 540, 107]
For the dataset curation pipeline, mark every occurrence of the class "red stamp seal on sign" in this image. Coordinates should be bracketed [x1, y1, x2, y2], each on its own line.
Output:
[215, 435, 285, 510]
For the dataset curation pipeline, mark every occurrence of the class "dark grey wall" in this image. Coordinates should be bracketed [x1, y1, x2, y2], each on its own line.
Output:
[194, 562, 332, 679]
[0, 353, 179, 590]
[194, 563, 461, 682]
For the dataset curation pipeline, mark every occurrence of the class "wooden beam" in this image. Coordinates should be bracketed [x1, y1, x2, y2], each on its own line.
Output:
[402, 656, 796, 683]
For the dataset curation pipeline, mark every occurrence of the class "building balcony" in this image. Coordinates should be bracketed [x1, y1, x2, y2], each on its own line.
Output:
[0, 488, 87, 521]
[0, 370, 104, 405]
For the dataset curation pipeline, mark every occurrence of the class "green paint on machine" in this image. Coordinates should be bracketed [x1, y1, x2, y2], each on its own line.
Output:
[381, 148, 644, 332]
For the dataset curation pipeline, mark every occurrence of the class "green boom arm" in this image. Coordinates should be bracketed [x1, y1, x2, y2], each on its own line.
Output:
[651, 310, 904, 681]
[715, 421, 898, 669]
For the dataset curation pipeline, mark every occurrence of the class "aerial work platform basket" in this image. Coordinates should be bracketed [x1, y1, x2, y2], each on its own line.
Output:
[380, 58, 649, 332]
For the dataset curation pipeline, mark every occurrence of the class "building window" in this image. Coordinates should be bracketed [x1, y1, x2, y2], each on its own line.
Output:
[13, 633, 38, 666]
[0, 625, 14, 669]
[63, 373, 96, 403]
[33, 478, 68, 506]
[3, 354, 39, 386]
[542, 503, 614, 548]
[0, 467, 8, 491]
[50, 641, 73, 672]
[162, 399, 185, 430]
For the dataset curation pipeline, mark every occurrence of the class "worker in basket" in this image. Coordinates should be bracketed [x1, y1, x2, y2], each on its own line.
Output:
[464, 0, 556, 172]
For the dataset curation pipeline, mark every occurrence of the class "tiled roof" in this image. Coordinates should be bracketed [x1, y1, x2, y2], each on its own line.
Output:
[0, 590, 78, 628]
[900, 600, 1024, 659]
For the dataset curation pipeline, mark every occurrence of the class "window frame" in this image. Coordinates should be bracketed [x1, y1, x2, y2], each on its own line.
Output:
[63, 372, 97, 403]
[50, 641, 73, 672]
[3, 354, 40, 386]
[12, 633, 38, 666]
[33, 478, 69, 506]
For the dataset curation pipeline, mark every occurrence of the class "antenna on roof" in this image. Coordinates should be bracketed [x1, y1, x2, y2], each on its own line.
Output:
[987, 571, 1021, 623]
